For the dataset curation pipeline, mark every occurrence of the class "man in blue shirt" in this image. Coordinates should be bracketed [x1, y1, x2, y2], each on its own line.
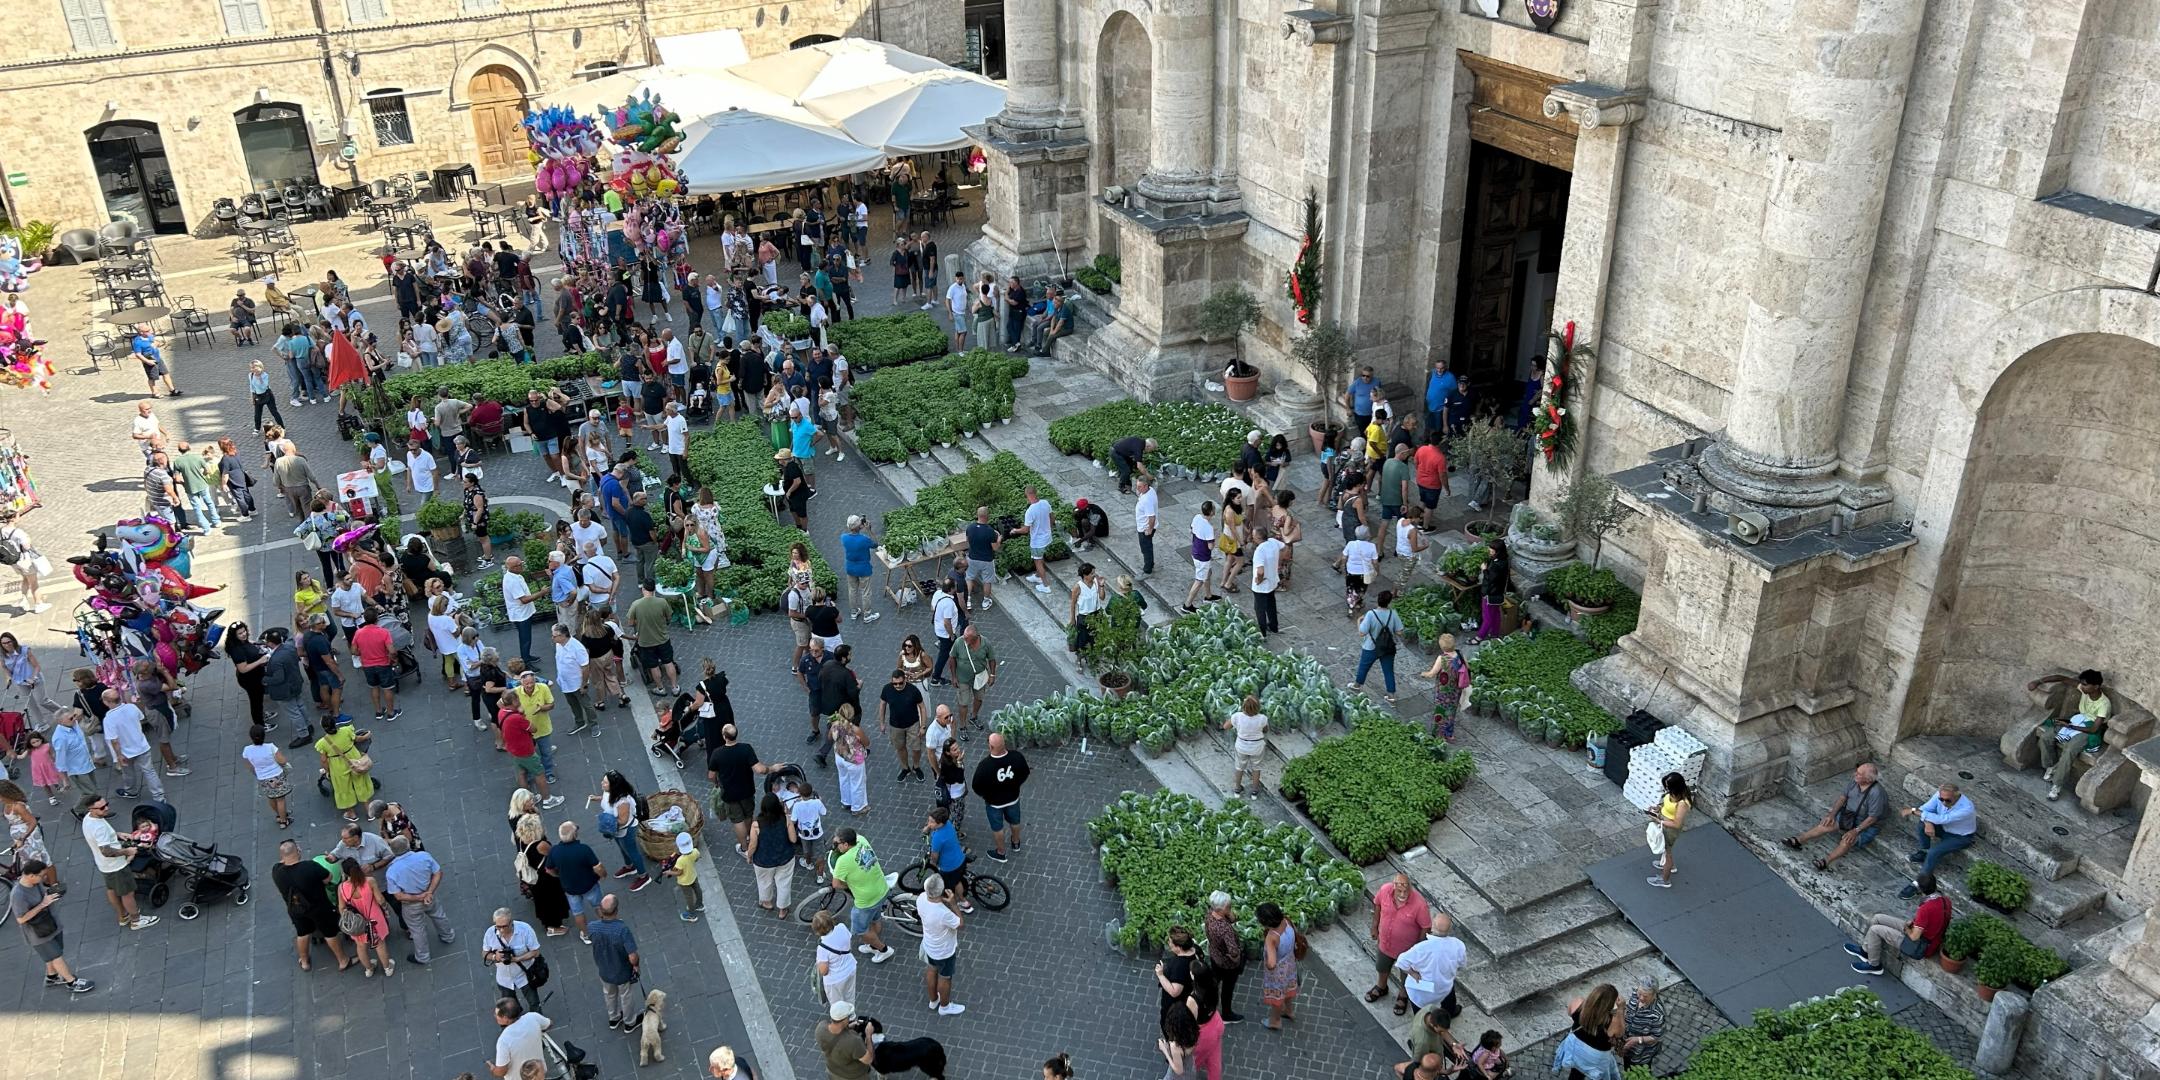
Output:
[1897, 782, 1978, 891]
[962, 506, 1001, 612]
[1346, 365, 1379, 431]
[1424, 359, 1456, 438]
[384, 836, 455, 965]
[548, 551, 579, 617]
[599, 465, 632, 536]
[923, 805, 974, 913]
[588, 893, 644, 1030]
[790, 405, 822, 496]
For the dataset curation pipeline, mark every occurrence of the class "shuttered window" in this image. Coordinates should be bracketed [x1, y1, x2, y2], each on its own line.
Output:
[60, 0, 118, 51]
[221, 0, 269, 35]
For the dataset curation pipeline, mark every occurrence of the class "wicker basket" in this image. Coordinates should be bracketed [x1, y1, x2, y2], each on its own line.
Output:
[638, 790, 704, 862]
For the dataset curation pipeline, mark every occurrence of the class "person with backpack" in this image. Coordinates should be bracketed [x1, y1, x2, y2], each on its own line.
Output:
[1352, 590, 1406, 704]
[0, 508, 53, 614]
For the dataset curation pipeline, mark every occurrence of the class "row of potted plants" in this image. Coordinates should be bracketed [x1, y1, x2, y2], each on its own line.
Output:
[829, 311, 951, 369]
[880, 450, 1068, 578]
[1625, 988, 1970, 1080]
[1939, 913, 2069, 1002]
[363, 352, 615, 419]
[1071, 253, 1122, 296]
[1045, 399, 1273, 479]
[1468, 630, 1623, 749]
[683, 420, 836, 611]
[1279, 715, 1478, 864]
[848, 349, 1026, 464]
[1088, 790, 1367, 954]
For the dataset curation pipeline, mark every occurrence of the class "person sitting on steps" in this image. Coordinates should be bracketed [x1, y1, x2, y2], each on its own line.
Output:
[1779, 762, 1889, 871]
[2026, 668, 2114, 801]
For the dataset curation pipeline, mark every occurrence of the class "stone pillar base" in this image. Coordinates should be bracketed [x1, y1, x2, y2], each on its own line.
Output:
[1505, 526, 1577, 593]
[1064, 203, 1248, 401]
[964, 122, 1091, 288]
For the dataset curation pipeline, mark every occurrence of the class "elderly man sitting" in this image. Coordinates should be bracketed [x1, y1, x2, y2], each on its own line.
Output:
[1779, 762, 1889, 871]
[1898, 781, 1977, 891]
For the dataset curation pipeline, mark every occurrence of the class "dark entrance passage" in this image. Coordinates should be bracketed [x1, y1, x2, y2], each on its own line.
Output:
[87, 120, 185, 234]
[1450, 140, 1569, 425]
[236, 102, 321, 195]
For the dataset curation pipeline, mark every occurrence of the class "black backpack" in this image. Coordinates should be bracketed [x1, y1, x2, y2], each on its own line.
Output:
[1372, 613, 1398, 658]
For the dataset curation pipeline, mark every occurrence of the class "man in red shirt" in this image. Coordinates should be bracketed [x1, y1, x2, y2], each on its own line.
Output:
[1848, 870, 1949, 975]
[1412, 433, 1450, 532]
[1367, 872, 1431, 1014]
[352, 613, 402, 723]
[499, 706, 560, 807]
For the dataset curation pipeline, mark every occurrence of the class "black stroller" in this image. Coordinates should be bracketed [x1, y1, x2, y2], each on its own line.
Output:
[129, 801, 250, 920]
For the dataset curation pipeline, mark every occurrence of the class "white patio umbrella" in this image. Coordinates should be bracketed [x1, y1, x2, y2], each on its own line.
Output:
[725, 38, 950, 103]
[675, 107, 888, 193]
[803, 70, 1007, 154]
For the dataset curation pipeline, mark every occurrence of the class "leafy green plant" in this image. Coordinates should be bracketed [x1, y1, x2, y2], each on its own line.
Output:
[1545, 562, 1630, 609]
[1199, 284, 1263, 375]
[1578, 594, 1641, 652]
[1940, 914, 1998, 962]
[1468, 631, 1620, 747]
[761, 311, 811, 341]
[1280, 718, 1475, 863]
[1450, 417, 1528, 513]
[882, 451, 1067, 577]
[467, 568, 556, 626]
[682, 419, 835, 610]
[1092, 252, 1122, 285]
[374, 470, 401, 521]
[1073, 266, 1113, 294]
[1291, 321, 1353, 426]
[3, 220, 57, 260]
[1047, 400, 1265, 476]
[1660, 989, 1972, 1080]
[1079, 592, 1148, 679]
[489, 509, 547, 542]
[1439, 544, 1487, 582]
[830, 312, 949, 368]
[1553, 472, 1630, 566]
[1965, 860, 2030, 912]
[653, 555, 694, 590]
[366, 352, 611, 418]
[1089, 791, 1366, 953]
[1973, 944, 2020, 989]
[849, 349, 1028, 463]
[414, 495, 462, 532]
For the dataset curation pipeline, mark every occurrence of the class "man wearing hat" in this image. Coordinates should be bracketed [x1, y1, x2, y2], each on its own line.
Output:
[671, 829, 704, 922]
[815, 1001, 877, 1080]
[1070, 498, 1111, 552]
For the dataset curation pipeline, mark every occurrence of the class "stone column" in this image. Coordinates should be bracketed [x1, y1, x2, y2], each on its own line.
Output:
[1136, 0, 1216, 212]
[991, 0, 1061, 136]
[1697, 0, 1926, 516]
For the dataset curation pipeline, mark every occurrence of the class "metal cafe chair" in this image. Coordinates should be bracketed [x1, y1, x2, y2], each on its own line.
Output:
[82, 330, 129, 370]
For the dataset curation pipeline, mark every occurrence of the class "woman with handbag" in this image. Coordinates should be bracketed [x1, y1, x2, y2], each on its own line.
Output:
[1415, 633, 1471, 742]
[1646, 773, 1690, 890]
[315, 714, 376, 824]
[513, 812, 571, 936]
[337, 854, 395, 977]
[828, 706, 870, 816]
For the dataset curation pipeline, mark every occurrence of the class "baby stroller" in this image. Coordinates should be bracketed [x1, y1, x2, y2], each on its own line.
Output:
[652, 699, 693, 770]
[379, 609, 424, 688]
[129, 801, 251, 919]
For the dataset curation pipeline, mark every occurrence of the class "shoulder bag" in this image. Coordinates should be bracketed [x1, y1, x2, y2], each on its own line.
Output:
[962, 639, 989, 692]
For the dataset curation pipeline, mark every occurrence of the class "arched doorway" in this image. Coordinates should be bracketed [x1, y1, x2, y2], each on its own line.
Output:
[235, 102, 320, 194]
[1095, 13, 1151, 193]
[86, 120, 185, 234]
[1925, 331, 2160, 731]
[789, 34, 839, 49]
[468, 66, 530, 179]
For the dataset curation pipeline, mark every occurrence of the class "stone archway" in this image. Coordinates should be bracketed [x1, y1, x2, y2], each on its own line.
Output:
[1921, 330, 2160, 733]
[1095, 12, 1151, 195]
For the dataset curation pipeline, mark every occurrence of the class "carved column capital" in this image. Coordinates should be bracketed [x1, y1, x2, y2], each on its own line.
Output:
[1541, 82, 1646, 130]
[1282, 8, 1354, 46]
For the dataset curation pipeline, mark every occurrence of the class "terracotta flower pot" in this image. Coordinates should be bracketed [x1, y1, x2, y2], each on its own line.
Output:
[1976, 981, 2000, 1003]
[1225, 365, 1260, 402]
[1939, 953, 1967, 975]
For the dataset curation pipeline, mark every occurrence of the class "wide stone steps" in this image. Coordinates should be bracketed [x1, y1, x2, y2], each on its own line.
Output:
[1886, 734, 2136, 891]
[1456, 915, 1659, 1014]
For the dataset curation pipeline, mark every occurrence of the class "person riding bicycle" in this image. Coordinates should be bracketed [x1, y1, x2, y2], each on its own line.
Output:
[826, 828, 896, 963]
[924, 805, 974, 914]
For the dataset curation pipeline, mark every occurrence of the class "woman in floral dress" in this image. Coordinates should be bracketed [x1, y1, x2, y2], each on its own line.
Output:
[1258, 901, 1300, 1030]
[1416, 632, 1471, 741]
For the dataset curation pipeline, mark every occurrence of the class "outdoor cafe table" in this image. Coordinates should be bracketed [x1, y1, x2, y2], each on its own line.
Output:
[471, 204, 516, 239]
[105, 305, 171, 331]
[384, 219, 433, 250]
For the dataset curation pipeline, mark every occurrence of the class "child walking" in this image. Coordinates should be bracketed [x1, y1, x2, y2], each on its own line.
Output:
[672, 830, 704, 922]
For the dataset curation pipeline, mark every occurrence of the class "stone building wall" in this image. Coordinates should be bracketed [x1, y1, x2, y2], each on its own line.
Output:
[0, 0, 960, 233]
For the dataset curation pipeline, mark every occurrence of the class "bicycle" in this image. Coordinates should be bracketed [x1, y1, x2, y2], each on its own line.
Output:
[894, 833, 1011, 912]
[792, 854, 924, 938]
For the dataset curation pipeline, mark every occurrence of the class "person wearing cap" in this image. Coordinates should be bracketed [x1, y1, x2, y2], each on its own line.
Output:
[1070, 498, 1111, 552]
[777, 448, 810, 530]
[816, 1001, 877, 1079]
[671, 829, 704, 922]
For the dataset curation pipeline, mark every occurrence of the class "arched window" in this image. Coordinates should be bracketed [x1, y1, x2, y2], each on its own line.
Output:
[789, 34, 839, 49]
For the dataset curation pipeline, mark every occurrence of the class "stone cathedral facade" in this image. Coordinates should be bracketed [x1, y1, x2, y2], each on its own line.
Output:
[969, 0, 2160, 1072]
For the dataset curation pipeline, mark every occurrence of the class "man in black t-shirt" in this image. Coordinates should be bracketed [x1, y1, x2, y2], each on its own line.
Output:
[1110, 436, 1156, 494]
[705, 723, 768, 850]
[270, 839, 349, 970]
[300, 615, 341, 721]
[970, 733, 1031, 863]
[878, 670, 926, 782]
[778, 449, 809, 530]
[963, 506, 1001, 612]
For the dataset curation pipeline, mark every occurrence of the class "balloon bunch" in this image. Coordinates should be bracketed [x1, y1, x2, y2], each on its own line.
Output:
[0, 308, 50, 393]
[523, 105, 603, 204]
[0, 234, 42, 293]
[66, 524, 225, 674]
[605, 90, 684, 203]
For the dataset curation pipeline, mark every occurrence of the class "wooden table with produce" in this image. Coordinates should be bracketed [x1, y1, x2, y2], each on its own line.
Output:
[877, 532, 964, 609]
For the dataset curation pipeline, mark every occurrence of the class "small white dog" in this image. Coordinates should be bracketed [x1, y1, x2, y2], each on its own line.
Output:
[637, 987, 670, 1065]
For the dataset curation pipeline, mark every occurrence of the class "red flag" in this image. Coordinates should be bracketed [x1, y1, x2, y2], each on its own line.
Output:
[326, 330, 366, 391]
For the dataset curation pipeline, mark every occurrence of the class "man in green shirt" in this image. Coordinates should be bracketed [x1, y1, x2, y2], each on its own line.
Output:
[1379, 444, 1414, 549]
[814, 1001, 876, 1079]
[949, 625, 998, 731]
[827, 828, 895, 963]
[166, 439, 220, 530]
[625, 581, 681, 696]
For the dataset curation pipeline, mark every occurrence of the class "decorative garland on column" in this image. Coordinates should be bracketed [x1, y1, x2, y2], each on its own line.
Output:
[1287, 190, 1323, 325]
[1534, 319, 1592, 469]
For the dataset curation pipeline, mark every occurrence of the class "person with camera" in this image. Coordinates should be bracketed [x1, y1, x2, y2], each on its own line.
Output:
[815, 1000, 877, 1080]
[484, 906, 547, 1013]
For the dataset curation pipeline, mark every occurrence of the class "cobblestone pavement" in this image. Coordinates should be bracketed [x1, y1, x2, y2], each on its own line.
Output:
[0, 195, 1411, 1078]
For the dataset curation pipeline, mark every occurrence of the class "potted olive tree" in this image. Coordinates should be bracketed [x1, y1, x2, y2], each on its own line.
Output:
[1292, 320, 1353, 454]
[1199, 284, 1264, 401]
[1081, 592, 1148, 698]
[1450, 418, 1528, 537]
[1552, 472, 1629, 567]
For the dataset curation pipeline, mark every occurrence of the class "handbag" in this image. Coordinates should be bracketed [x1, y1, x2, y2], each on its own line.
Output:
[339, 904, 369, 939]
[347, 752, 374, 774]
[1898, 934, 1928, 960]
[302, 530, 323, 552]
[1645, 820, 1666, 856]
[962, 640, 989, 692]
[519, 951, 553, 989]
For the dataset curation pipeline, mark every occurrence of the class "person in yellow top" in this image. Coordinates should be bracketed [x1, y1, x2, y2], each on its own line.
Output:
[672, 830, 704, 922]
[2027, 669, 2114, 800]
[293, 571, 328, 626]
[512, 668, 558, 785]
[1646, 773, 1691, 890]
[1364, 411, 1388, 464]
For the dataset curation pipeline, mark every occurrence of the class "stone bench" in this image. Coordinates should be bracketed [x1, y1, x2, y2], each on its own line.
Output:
[1999, 680, 2154, 816]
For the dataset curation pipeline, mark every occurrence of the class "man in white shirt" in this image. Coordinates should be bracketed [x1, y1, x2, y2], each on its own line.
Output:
[1133, 478, 1159, 575]
[568, 510, 608, 557]
[1393, 913, 1468, 1021]
[330, 573, 368, 666]
[929, 584, 963, 686]
[809, 297, 830, 346]
[915, 873, 967, 1015]
[1011, 486, 1054, 594]
[851, 198, 869, 254]
[551, 623, 596, 736]
[662, 402, 689, 477]
[1223, 696, 1270, 797]
[702, 276, 727, 339]
[923, 704, 958, 760]
[406, 439, 438, 496]
[502, 555, 538, 665]
[663, 328, 688, 390]
[945, 272, 970, 351]
[489, 997, 551, 1079]
[484, 908, 545, 1013]
[79, 794, 159, 931]
[1251, 531, 1285, 636]
[100, 691, 162, 800]
[579, 541, 620, 615]
[129, 402, 163, 461]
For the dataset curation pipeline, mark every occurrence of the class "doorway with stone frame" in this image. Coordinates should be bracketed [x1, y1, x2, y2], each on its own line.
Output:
[1447, 53, 1574, 424]
[1091, 11, 1150, 264]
